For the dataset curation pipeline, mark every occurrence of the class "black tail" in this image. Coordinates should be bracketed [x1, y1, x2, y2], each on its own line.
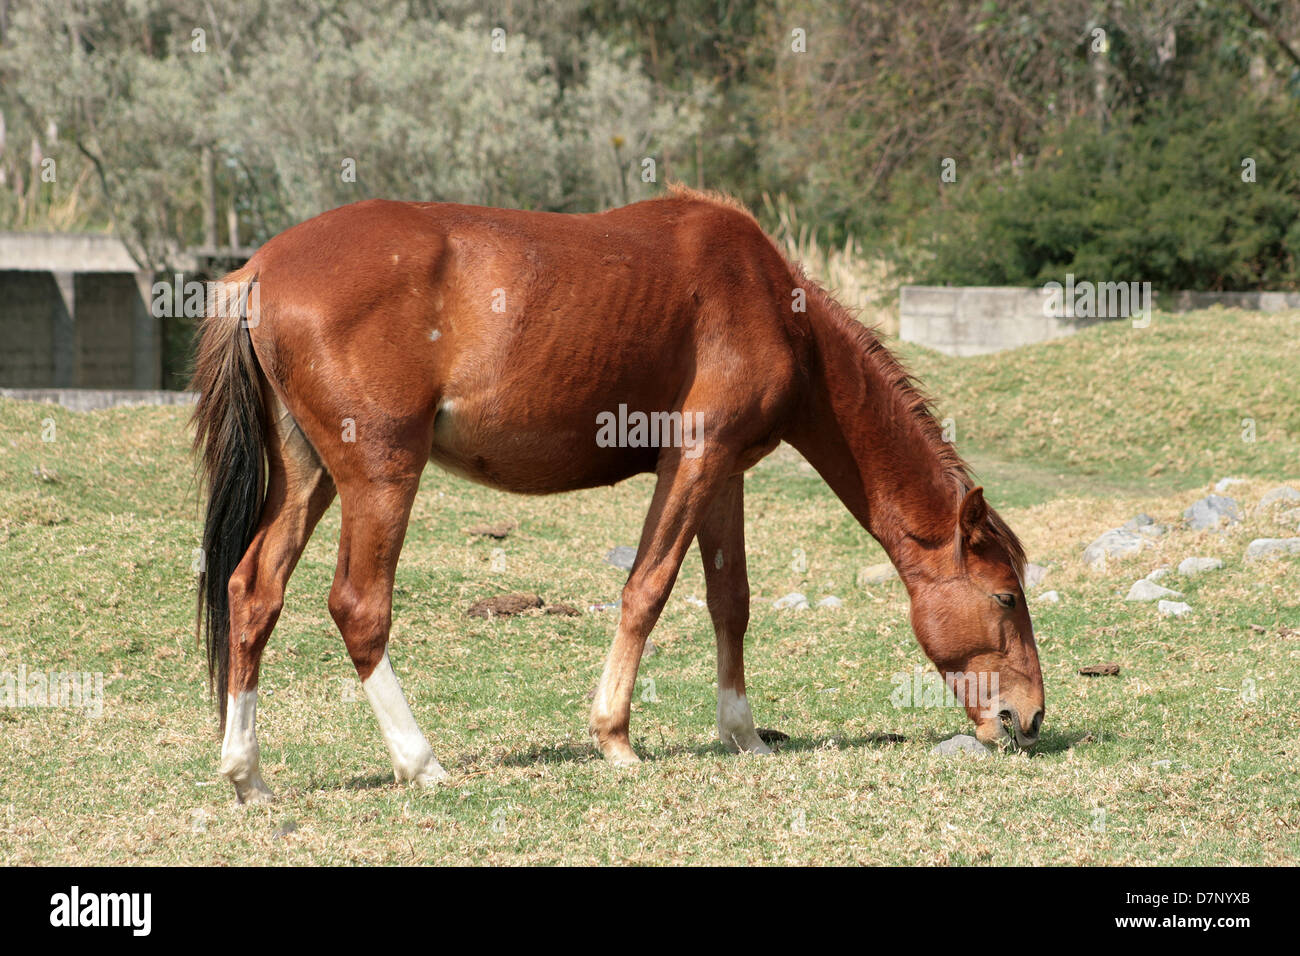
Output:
[190, 266, 266, 732]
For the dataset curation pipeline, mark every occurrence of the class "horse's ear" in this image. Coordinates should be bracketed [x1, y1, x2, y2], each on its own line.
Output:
[957, 486, 988, 545]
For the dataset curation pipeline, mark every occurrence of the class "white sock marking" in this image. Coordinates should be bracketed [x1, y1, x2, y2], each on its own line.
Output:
[362, 652, 447, 784]
[717, 687, 772, 754]
[219, 690, 273, 802]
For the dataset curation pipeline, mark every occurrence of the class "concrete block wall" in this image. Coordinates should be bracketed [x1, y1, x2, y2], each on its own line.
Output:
[900, 285, 1300, 356]
[0, 271, 60, 387]
[1, 263, 160, 389]
[900, 286, 1106, 357]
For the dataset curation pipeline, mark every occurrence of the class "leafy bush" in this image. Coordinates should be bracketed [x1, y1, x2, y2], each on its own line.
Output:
[908, 92, 1300, 291]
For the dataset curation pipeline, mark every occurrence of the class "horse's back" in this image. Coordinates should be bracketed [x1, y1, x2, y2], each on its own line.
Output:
[246, 196, 805, 493]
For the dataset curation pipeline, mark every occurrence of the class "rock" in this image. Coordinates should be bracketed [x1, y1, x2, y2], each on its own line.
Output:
[1125, 579, 1184, 602]
[1118, 514, 1165, 537]
[1183, 495, 1241, 530]
[816, 595, 843, 609]
[467, 592, 544, 618]
[605, 546, 638, 571]
[1177, 556, 1223, 576]
[1083, 529, 1149, 566]
[1255, 486, 1300, 513]
[272, 820, 298, 839]
[773, 592, 810, 610]
[931, 734, 989, 755]
[1078, 662, 1120, 677]
[640, 638, 657, 659]
[1023, 562, 1049, 590]
[1145, 567, 1172, 582]
[1038, 590, 1061, 604]
[1215, 477, 1247, 493]
[856, 562, 898, 585]
[1244, 537, 1300, 561]
[1158, 600, 1193, 617]
[681, 595, 707, 608]
[1276, 507, 1300, 527]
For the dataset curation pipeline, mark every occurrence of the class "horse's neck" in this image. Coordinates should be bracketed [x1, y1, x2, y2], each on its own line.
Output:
[787, 306, 955, 576]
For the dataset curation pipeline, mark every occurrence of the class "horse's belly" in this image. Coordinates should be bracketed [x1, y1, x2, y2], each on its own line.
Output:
[429, 398, 655, 494]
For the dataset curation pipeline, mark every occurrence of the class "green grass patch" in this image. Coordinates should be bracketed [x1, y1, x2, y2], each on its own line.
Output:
[1, 309, 1297, 864]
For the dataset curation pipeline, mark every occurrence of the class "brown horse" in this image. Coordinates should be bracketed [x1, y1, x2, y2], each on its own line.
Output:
[192, 186, 1044, 804]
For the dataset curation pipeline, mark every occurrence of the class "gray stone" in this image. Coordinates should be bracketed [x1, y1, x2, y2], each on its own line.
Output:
[1145, 567, 1172, 582]
[1215, 477, 1247, 493]
[931, 734, 989, 755]
[856, 562, 899, 585]
[1138, 523, 1166, 537]
[1255, 486, 1300, 513]
[1177, 556, 1223, 576]
[1126, 579, 1184, 602]
[1123, 513, 1155, 530]
[1023, 562, 1048, 590]
[816, 595, 843, 609]
[272, 820, 299, 839]
[1158, 600, 1193, 618]
[604, 546, 637, 571]
[1244, 538, 1300, 561]
[1183, 495, 1241, 530]
[1083, 529, 1150, 566]
[1038, 590, 1061, 604]
[773, 592, 810, 610]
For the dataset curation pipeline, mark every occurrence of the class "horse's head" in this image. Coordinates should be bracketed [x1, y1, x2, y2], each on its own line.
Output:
[906, 486, 1044, 747]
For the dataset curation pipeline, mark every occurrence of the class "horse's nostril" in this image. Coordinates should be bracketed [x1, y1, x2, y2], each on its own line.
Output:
[1026, 710, 1043, 737]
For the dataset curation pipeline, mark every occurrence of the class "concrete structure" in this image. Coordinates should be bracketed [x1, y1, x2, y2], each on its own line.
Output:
[0, 388, 196, 412]
[1159, 290, 1300, 312]
[0, 233, 160, 389]
[899, 286, 1107, 357]
[900, 285, 1300, 356]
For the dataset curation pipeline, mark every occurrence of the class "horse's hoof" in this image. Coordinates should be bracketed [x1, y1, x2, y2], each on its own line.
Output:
[720, 732, 774, 755]
[413, 763, 450, 788]
[595, 737, 641, 765]
[232, 777, 275, 805]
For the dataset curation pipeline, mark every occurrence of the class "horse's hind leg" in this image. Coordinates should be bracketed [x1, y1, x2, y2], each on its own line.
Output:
[696, 474, 771, 754]
[221, 401, 336, 803]
[328, 474, 447, 787]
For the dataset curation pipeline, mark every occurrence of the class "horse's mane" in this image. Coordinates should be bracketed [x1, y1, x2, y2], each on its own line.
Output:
[807, 278, 1027, 576]
[666, 186, 1023, 575]
[663, 182, 759, 219]
[655, 184, 1025, 575]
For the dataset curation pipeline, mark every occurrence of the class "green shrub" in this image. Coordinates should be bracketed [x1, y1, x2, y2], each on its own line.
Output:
[908, 94, 1300, 291]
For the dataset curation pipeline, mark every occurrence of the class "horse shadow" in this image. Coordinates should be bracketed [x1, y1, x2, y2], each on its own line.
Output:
[335, 726, 1088, 788]
[489, 725, 1086, 767]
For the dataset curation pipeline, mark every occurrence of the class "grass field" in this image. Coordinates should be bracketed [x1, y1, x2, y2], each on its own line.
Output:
[1, 307, 1298, 865]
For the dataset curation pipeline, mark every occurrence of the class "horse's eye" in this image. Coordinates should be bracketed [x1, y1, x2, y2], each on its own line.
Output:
[994, 593, 1016, 609]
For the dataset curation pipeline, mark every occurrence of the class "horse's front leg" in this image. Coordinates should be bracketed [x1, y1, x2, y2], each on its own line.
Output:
[590, 449, 732, 764]
[696, 474, 771, 754]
